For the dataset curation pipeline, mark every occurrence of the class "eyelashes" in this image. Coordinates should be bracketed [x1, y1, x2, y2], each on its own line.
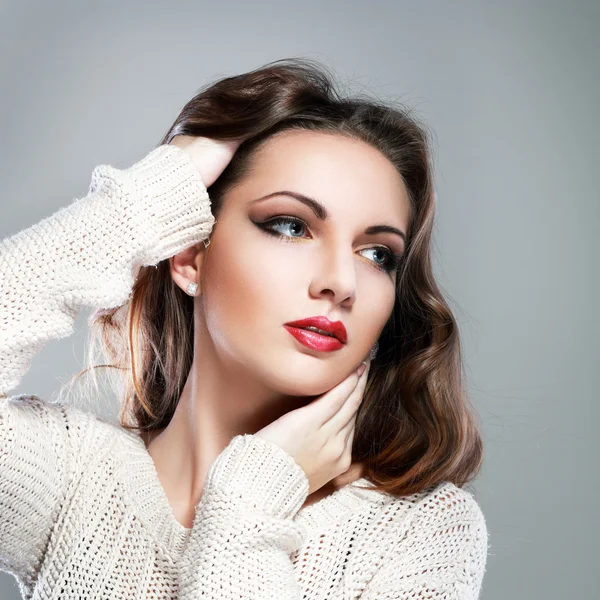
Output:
[254, 215, 403, 274]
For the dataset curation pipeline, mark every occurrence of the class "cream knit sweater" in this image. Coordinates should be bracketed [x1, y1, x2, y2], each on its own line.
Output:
[0, 144, 489, 599]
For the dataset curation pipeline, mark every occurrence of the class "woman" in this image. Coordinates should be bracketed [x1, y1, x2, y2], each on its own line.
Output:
[0, 58, 488, 599]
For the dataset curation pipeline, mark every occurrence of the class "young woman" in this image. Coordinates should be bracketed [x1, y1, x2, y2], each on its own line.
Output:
[0, 58, 488, 599]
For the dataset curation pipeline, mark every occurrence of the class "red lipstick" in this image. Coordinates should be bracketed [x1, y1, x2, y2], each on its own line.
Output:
[284, 316, 347, 352]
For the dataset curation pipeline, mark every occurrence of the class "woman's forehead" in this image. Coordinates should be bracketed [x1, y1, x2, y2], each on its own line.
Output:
[226, 131, 411, 242]
[240, 131, 407, 213]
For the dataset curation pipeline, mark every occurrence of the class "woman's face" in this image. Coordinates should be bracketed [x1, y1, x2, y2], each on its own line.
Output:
[189, 129, 410, 396]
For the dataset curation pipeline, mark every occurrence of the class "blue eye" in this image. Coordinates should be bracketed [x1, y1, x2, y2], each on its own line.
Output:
[264, 216, 306, 238]
[255, 215, 402, 274]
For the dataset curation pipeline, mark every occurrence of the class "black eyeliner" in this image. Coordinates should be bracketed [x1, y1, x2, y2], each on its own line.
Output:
[253, 215, 400, 274]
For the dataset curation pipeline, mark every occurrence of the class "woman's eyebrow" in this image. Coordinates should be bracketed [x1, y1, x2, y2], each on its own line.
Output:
[250, 190, 406, 243]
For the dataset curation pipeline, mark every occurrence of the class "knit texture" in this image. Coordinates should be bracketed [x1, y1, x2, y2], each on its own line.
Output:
[0, 144, 489, 599]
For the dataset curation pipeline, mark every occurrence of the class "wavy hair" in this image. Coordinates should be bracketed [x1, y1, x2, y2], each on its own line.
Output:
[66, 58, 483, 498]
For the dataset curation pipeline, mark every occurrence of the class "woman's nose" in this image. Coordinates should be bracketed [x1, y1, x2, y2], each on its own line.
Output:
[308, 249, 358, 305]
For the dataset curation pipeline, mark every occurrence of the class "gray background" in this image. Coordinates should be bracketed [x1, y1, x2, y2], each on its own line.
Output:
[1, 1, 598, 598]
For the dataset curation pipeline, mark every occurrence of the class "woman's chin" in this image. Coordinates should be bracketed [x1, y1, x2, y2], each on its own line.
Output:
[269, 367, 352, 398]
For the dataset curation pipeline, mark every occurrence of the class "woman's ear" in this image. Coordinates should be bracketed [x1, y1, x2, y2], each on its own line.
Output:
[169, 242, 207, 296]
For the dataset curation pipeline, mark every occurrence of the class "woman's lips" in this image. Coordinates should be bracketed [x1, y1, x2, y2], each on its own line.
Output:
[284, 325, 345, 352]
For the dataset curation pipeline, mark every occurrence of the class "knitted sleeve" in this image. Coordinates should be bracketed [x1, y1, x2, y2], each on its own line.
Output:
[0, 394, 88, 590]
[0, 144, 215, 582]
[179, 433, 310, 600]
[0, 143, 215, 398]
[360, 484, 489, 600]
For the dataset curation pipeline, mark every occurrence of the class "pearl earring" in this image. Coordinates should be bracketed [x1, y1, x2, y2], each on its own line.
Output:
[370, 341, 379, 360]
[185, 236, 211, 296]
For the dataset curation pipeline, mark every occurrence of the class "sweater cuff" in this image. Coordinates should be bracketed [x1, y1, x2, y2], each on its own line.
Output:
[96, 143, 216, 267]
[203, 434, 310, 520]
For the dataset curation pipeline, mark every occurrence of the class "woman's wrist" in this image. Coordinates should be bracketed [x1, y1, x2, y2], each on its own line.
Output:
[121, 144, 215, 267]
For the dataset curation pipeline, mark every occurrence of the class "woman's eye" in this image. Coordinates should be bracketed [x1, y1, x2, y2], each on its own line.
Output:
[360, 247, 400, 272]
[255, 216, 402, 274]
[262, 215, 307, 238]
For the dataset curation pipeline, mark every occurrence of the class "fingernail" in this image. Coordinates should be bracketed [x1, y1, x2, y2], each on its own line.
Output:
[357, 362, 367, 377]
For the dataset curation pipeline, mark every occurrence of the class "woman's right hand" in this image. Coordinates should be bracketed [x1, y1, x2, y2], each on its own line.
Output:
[255, 358, 372, 496]
[169, 135, 243, 187]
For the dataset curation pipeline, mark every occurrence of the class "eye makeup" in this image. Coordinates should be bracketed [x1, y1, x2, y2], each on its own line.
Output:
[252, 214, 404, 274]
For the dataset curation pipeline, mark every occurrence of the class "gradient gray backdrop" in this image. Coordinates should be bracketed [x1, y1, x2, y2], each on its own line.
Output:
[1, 1, 598, 598]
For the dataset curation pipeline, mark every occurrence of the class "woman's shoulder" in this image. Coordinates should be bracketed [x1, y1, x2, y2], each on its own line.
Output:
[376, 479, 484, 514]
[399, 480, 489, 568]
[393, 479, 487, 535]
[421, 480, 487, 531]
[352, 481, 489, 598]
[374, 479, 487, 549]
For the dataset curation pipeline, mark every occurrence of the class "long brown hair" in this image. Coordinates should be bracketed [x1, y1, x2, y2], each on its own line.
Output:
[66, 58, 483, 498]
